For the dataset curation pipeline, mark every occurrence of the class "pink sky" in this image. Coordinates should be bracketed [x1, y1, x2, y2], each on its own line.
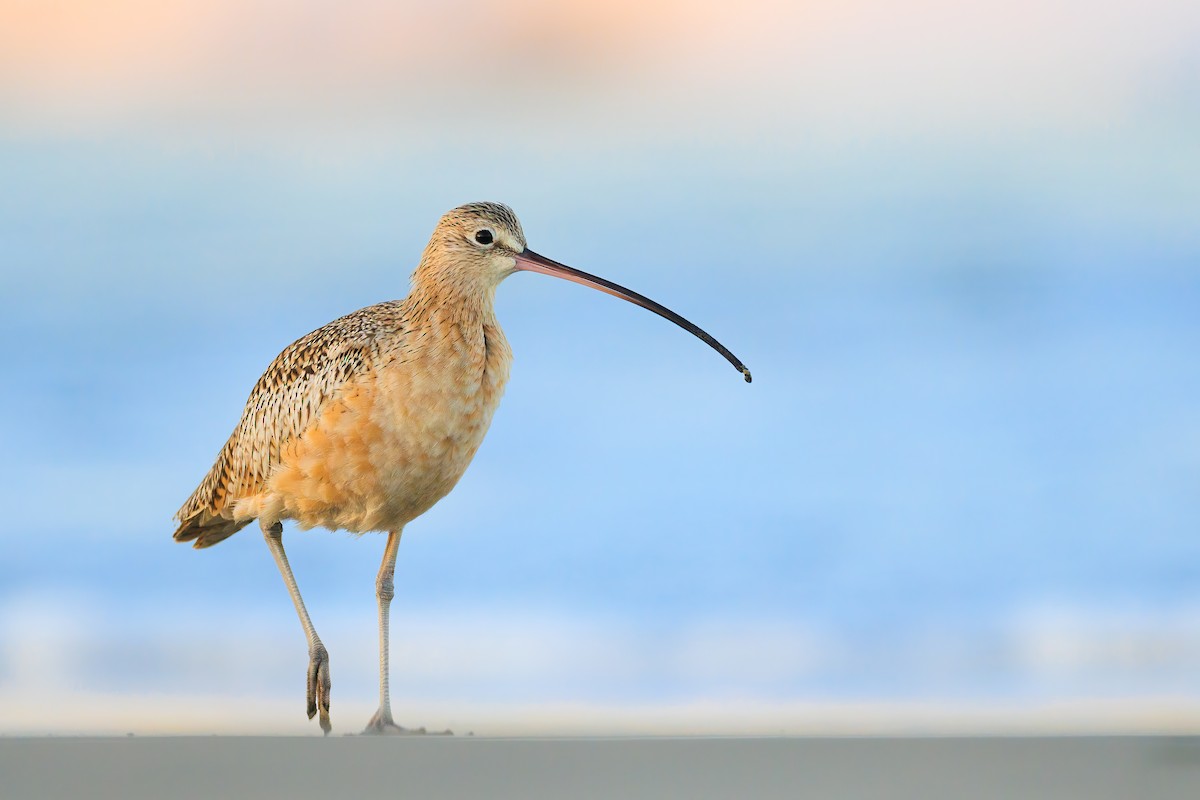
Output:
[3, 0, 1196, 138]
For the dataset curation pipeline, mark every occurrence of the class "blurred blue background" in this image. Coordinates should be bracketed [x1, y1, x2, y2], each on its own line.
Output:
[1, 0, 1198, 733]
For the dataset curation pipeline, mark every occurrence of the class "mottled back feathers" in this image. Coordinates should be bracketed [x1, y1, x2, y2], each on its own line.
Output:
[174, 302, 404, 547]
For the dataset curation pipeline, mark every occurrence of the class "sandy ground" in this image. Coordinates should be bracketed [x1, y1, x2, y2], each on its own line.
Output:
[3, 735, 1200, 800]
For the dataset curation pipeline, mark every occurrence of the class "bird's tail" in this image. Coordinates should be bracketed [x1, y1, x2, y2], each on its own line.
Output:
[174, 435, 253, 548]
[173, 510, 252, 549]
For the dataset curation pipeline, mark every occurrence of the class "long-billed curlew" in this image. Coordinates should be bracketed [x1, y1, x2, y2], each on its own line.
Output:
[174, 202, 750, 734]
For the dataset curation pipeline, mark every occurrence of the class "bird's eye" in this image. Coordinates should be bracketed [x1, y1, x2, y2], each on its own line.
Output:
[474, 229, 494, 246]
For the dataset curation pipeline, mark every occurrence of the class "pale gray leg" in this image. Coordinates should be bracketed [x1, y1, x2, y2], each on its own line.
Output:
[262, 519, 331, 734]
[363, 529, 409, 734]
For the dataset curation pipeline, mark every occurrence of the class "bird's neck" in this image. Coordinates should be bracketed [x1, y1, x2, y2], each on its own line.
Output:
[405, 277, 499, 331]
[398, 277, 512, 399]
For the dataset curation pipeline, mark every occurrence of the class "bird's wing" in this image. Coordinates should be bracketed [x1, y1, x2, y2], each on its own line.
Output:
[174, 304, 399, 541]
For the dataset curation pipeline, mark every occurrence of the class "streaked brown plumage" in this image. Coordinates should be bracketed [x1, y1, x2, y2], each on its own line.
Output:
[174, 201, 749, 735]
[174, 307, 393, 547]
[176, 204, 520, 548]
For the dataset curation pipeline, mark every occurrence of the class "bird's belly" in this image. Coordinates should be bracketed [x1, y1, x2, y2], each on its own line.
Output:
[264, 361, 504, 533]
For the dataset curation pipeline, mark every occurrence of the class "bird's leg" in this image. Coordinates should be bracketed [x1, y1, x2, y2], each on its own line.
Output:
[363, 529, 410, 734]
[262, 520, 332, 734]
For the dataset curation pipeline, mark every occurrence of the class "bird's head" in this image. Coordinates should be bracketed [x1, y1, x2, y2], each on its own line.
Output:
[414, 201, 752, 382]
[415, 202, 528, 292]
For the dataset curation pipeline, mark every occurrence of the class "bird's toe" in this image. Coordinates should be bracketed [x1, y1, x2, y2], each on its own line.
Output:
[361, 708, 451, 736]
[306, 641, 332, 734]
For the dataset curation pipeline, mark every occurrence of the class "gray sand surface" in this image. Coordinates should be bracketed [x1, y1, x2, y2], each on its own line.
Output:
[3, 735, 1200, 799]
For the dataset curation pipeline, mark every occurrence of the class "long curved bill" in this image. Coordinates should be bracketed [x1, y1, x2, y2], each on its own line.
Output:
[514, 248, 752, 383]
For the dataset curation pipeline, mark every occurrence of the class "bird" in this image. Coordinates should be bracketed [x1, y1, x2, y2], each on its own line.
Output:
[173, 202, 751, 735]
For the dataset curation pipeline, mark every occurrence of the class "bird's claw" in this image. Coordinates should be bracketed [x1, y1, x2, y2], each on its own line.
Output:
[362, 707, 451, 736]
[306, 641, 331, 734]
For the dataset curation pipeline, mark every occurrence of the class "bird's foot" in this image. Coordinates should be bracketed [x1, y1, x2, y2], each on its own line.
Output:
[361, 707, 451, 736]
[306, 641, 332, 734]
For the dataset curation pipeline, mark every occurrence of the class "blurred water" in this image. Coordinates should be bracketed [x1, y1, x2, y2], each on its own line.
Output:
[1, 0, 1199, 729]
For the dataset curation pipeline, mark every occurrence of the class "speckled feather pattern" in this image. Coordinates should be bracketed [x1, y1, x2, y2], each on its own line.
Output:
[174, 203, 520, 548]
